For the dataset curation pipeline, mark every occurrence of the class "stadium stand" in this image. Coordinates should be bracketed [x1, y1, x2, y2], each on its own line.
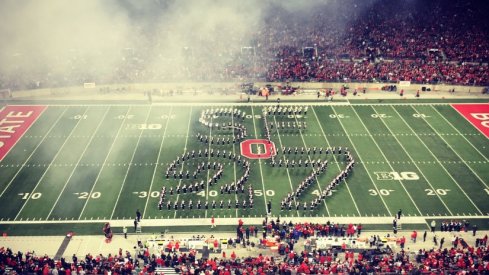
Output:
[1, 1, 489, 273]
[1, 232, 488, 274]
[1, 0, 488, 91]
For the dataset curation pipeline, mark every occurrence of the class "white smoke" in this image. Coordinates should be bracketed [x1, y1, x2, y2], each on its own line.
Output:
[0, 0, 374, 89]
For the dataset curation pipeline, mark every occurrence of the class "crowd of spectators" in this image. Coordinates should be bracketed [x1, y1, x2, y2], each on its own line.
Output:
[262, 0, 489, 86]
[414, 239, 489, 273]
[2, 228, 488, 274]
[0, 217, 488, 274]
[1, 0, 489, 91]
[0, 246, 138, 274]
[256, 218, 363, 243]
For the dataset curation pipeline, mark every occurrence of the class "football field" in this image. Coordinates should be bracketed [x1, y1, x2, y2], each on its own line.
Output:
[0, 102, 488, 231]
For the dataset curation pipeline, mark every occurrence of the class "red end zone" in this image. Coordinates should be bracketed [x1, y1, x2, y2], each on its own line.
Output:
[452, 103, 489, 138]
[0, 105, 47, 161]
[240, 139, 276, 159]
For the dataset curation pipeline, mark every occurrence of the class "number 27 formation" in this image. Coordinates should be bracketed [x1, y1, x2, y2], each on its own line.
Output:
[158, 106, 355, 212]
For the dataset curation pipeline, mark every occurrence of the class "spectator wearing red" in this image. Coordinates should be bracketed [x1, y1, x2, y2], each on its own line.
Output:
[411, 230, 418, 243]
[400, 236, 406, 249]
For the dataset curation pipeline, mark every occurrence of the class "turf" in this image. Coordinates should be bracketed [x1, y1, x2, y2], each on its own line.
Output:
[0, 102, 488, 235]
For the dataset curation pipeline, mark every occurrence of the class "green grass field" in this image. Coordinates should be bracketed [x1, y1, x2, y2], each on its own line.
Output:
[0, 102, 488, 234]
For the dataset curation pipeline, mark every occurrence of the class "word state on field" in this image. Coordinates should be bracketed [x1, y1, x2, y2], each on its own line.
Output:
[0, 106, 46, 160]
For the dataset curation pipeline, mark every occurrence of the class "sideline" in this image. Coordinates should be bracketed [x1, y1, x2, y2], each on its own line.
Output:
[1, 215, 487, 226]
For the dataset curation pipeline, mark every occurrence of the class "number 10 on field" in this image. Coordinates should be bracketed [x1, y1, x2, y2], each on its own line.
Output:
[18, 192, 42, 200]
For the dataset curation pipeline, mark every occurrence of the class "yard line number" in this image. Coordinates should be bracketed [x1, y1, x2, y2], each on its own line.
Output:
[134, 191, 160, 198]
[413, 113, 430, 118]
[245, 115, 262, 119]
[75, 192, 101, 199]
[72, 114, 87, 120]
[115, 114, 135, 120]
[126, 124, 162, 130]
[19, 192, 42, 200]
[425, 189, 450, 196]
[371, 113, 390, 118]
[329, 114, 348, 118]
[192, 190, 275, 197]
[369, 189, 394, 196]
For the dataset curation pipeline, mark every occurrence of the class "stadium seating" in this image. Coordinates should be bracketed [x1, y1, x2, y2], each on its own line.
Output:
[1, 0, 488, 91]
[1, 219, 488, 273]
[1, 234, 488, 274]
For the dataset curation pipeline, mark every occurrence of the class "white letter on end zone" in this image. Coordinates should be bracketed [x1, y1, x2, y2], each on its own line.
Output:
[7, 111, 33, 118]
[471, 113, 489, 127]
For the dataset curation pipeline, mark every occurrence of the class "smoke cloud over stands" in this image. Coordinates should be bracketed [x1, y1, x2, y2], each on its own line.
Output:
[0, 0, 378, 90]
[0, 0, 263, 88]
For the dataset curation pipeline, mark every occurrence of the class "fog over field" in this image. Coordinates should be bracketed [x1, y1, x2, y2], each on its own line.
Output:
[0, 0, 373, 88]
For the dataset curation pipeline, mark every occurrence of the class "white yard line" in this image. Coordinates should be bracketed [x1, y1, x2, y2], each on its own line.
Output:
[203, 111, 213, 219]
[372, 106, 453, 215]
[46, 107, 110, 219]
[0, 107, 68, 198]
[347, 106, 423, 216]
[78, 107, 132, 219]
[173, 107, 194, 219]
[231, 110, 239, 218]
[14, 109, 75, 219]
[142, 106, 173, 218]
[109, 106, 154, 219]
[271, 115, 308, 217]
[309, 107, 360, 216]
[411, 106, 489, 189]
[391, 106, 483, 214]
[250, 106, 269, 214]
[431, 105, 489, 161]
[328, 106, 392, 216]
